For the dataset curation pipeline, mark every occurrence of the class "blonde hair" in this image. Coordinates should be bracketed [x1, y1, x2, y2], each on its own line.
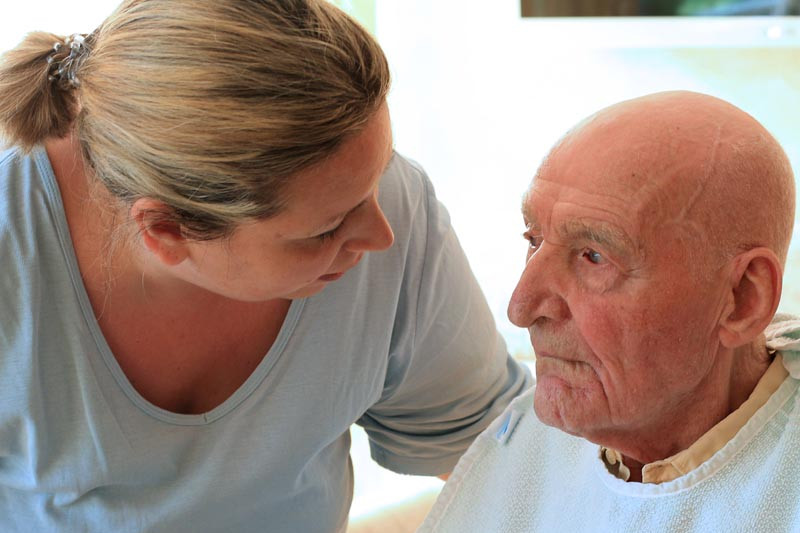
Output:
[0, 0, 390, 238]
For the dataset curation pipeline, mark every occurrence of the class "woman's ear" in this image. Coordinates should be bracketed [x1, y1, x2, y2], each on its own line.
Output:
[718, 248, 782, 348]
[130, 198, 189, 266]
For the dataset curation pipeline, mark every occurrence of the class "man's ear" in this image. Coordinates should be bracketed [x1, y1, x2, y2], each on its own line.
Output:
[130, 198, 189, 267]
[718, 248, 782, 348]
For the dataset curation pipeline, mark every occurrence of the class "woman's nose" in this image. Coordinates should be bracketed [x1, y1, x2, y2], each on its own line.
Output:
[343, 197, 394, 253]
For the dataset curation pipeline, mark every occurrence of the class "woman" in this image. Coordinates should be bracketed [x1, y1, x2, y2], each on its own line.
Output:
[0, 1, 530, 531]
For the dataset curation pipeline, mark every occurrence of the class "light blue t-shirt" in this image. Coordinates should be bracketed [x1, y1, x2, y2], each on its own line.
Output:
[0, 147, 531, 533]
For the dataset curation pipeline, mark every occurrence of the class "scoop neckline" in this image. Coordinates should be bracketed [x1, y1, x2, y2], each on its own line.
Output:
[33, 146, 305, 426]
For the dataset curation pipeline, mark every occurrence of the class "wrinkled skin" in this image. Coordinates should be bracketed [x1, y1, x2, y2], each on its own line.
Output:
[507, 91, 793, 471]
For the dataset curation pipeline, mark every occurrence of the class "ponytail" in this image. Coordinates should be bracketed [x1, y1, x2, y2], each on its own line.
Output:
[0, 32, 80, 151]
[0, 0, 390, 240]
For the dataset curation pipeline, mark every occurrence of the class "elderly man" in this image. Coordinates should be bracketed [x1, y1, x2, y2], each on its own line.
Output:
[419, 91, 800, 532]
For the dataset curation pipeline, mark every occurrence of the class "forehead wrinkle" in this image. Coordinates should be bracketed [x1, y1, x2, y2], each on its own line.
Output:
[557, 219, 638, 259]
[525, 176, 644, 245]
[532, 173, 640, 217]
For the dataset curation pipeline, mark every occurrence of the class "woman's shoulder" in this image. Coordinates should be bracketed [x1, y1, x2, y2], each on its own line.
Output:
[0, 145, 56, 219]
[0, 145, 73, 332]
[0, 146, 23, 194]
[0, 146, 19, 165]
[0, 146, 63, 250]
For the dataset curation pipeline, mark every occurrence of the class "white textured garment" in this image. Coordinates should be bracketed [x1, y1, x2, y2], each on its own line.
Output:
[419, 314, 800, 533]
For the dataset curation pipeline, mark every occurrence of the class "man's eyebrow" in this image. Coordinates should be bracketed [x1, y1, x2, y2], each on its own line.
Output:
[558, 220, 636, 256]
[310, 147, 395, 235]
[520, 191, 533, 223]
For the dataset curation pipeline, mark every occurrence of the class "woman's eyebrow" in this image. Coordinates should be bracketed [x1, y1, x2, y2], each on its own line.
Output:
[309, 148, 394, 235]
[310, 199, 368, 235]
[317, 145, 394, 231]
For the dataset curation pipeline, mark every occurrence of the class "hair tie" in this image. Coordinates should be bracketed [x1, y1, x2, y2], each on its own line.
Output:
[47, 33, 88, 89]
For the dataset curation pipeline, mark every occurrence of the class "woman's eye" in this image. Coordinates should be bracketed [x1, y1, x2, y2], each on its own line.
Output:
[315, 225, 341, 243]
[582, 249, 605, 264]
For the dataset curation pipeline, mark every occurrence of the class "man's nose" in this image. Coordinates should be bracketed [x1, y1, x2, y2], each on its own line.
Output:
[343, 197, 394, 253]
[507, 243, 570, 327]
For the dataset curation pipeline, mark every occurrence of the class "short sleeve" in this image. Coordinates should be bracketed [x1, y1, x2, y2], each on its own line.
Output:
[356, 159, 532, 476]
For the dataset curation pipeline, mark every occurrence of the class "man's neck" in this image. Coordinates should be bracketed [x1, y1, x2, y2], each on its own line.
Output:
[727, 335, 772, 410]
[617, 338, 772, 479]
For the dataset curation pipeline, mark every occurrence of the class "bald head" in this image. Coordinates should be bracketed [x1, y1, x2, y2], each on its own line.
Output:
[540, 91, 795, 269]
[511, 92, 795, 454]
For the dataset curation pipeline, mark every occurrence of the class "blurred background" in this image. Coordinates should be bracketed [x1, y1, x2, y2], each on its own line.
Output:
[3, 1, 798, 531]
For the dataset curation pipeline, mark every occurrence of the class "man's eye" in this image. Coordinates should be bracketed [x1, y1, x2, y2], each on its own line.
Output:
[582, 249, 605, 264]
[523, 232, 543, 250]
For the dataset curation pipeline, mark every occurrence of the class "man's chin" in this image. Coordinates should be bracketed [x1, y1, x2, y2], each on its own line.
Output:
[532, 379, 592, 437]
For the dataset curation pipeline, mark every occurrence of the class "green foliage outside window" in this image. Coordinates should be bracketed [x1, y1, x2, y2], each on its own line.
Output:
[637, 0, 794, 15]
[676, 0, 760, 15]
[330, 0, 376, 34]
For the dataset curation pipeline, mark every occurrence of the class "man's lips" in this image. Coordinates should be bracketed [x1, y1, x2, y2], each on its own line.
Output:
[533, 349, 585, 365]
[536, 351, 569, 360]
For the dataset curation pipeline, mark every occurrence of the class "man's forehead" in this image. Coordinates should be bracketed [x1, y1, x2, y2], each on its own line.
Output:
[520, 91, 747, 228]
[522, 187, 640, 254]
[520, 176, 556, 224]
[525, 132, 706, 221]
[524, 161, 664, 263]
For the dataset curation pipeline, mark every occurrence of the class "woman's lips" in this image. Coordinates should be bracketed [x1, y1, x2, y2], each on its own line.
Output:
[318, 272, 344, 282]
[319, 254, 364, 282]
